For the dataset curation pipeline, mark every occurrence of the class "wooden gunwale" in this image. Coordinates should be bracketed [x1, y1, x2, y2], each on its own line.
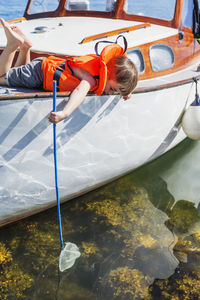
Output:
[0, 74, 199, 101]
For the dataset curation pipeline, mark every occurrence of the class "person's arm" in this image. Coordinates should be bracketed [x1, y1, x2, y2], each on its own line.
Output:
[48, 72, 95, 124]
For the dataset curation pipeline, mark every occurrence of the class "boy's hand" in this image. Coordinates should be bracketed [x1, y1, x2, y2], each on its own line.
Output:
[123, 94, 131, 101]
[48, 111, 65, 124]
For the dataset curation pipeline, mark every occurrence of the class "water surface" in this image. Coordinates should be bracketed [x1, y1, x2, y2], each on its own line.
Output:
[1, 138, 200, 299]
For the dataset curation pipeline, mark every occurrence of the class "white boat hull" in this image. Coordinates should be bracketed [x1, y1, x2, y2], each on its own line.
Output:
[0, 81, 195, 225]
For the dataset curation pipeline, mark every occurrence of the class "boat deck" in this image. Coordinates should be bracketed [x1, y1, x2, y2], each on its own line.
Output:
[0, 17, 178, 56]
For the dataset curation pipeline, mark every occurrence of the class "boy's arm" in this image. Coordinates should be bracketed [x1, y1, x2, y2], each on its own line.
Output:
[48, 74, 95, 124]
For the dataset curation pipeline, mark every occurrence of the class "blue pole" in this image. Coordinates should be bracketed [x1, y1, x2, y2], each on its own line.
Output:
[53, 81, 64, 250]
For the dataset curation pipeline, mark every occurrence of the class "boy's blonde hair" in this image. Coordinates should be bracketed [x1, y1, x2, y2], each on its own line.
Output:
[110, 56, 138, 96]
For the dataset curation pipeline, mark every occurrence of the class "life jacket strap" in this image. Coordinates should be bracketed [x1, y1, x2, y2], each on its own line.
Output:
[95, 34, 127, 56]
[53, 60, 100, 92]
[53, 63, 65, 91]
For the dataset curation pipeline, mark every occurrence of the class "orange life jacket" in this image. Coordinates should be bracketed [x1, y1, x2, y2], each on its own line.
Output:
[41, 43, 125, 95]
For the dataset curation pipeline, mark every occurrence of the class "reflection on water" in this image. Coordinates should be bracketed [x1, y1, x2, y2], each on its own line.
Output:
[1, 138, 200, 299]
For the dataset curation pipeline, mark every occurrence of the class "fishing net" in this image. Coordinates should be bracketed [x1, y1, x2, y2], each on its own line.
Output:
[59, 242, 81, 272]
[52, 81, 81, 273]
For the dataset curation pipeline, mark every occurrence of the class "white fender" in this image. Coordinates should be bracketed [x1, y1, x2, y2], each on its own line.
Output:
[182, 105, 200, 140]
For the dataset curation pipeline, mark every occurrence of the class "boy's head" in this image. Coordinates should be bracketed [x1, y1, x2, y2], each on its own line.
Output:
[104, 55, 138, 99]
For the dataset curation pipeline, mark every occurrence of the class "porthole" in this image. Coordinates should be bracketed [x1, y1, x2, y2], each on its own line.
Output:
[127, 48, 145, 74]
[149, 44, 174, 72]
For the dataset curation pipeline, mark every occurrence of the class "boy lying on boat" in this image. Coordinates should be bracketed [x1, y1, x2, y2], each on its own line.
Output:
[0, 18, 138, 124]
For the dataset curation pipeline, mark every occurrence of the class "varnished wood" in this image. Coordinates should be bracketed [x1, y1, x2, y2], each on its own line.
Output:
[80, 23, 151, 44]
[0, 17, 26, 24]
[172, 0, 184, 29]
[137, 32, 200, 80]
[23, 0, 183, 30]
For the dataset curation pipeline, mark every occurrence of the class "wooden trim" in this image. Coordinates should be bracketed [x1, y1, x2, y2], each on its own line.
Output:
[0, 91, 70, 101]
[23, 0, 184, 29]
[122, 13, 174, 28]
[80, 23, 151, 44]
[24, 0, 115, 20]
[0, 17, 26, 24]
[125, 31, 200, 81]
[23, 0, 185, 31]
[24, 0, 67, 19]
[115, 0, 126, 19]
[172, 0, 184, 29]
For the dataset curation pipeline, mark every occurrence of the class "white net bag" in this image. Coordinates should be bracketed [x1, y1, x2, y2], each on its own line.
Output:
[59, 242, 81, 272]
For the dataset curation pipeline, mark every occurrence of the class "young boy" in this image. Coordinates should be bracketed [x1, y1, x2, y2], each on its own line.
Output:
[0, 18, 138, 124]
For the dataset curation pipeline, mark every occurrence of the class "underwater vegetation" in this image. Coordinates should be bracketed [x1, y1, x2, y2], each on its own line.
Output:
[0, 242, 33, 300]
[0, 161, 200, 299]
[106, 266, 152, 299]
[0, 214, 77, 300]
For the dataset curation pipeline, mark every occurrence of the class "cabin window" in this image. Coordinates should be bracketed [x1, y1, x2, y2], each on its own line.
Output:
[125, 0, 176, 21]
[127, 49, 145, 74]
[66, 0, 116, 11]
[182, 0, 193, 28]
[149, 44, 174, 72]
[29, 0, 59, 14]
